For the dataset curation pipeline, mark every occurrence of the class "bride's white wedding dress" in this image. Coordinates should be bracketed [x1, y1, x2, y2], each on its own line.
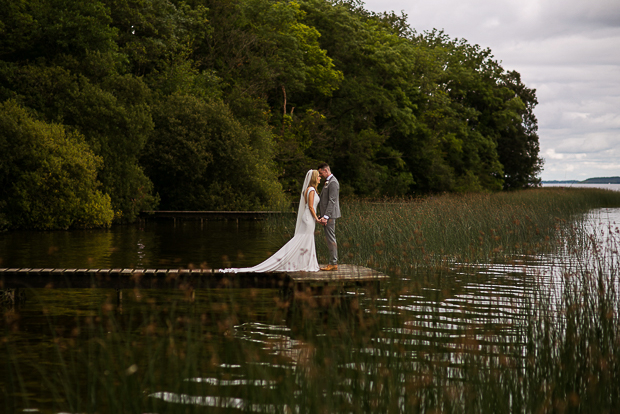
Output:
[220, 171, 320, 273]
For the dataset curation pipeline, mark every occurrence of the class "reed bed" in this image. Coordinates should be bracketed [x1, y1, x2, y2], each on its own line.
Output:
[3, 187, 620, 413]
[340, 188, 620, 266]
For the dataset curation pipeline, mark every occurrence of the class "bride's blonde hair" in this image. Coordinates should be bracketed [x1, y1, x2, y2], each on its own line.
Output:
[305, 170, 319, 203]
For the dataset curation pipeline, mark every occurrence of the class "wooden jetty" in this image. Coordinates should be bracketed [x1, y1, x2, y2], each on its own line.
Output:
[0, 265, 388, 304]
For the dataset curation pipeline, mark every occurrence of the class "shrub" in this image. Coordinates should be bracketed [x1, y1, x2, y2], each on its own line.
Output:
[0, 100, 113, 230]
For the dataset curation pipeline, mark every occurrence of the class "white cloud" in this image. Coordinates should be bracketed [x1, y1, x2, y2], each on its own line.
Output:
[545, 149, 564, 159]
[544, 149, 588, 160]
[361, 0, 620, 180]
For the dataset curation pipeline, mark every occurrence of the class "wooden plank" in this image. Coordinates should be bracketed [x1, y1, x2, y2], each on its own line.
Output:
[0, 265, 388, 291]
[140, 211, 296, 221]
[287, 264, 387, 283]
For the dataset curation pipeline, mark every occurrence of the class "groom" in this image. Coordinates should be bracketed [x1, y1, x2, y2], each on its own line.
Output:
[317, 163, 341, 271]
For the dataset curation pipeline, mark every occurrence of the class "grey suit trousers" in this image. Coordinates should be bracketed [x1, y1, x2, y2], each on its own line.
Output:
[324, 218, 337, 265]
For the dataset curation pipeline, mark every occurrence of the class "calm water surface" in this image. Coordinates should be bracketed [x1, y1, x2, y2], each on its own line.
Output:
[0, 220, 288, 270]
[2, 209, 619, 412]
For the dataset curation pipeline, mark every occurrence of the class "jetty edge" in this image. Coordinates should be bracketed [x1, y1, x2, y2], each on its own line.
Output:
[139, 210, 296, 221]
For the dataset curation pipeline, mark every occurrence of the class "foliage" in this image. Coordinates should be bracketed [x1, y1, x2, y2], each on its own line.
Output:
[0, 100, 113, 230]
[0, 0, 543, 228]
[142, 93, 288, 210]
[497, 70, 543, 189]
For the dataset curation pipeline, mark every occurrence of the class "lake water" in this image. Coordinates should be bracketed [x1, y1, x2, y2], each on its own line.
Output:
[2, 208, 619, 412]
[0, 220, 288, 270]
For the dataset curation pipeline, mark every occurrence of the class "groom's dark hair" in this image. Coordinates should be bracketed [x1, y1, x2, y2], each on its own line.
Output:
[317, 162, 330, 170]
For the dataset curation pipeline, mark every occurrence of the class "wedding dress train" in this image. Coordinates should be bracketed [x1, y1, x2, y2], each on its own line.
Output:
[220, 171, 320, 273]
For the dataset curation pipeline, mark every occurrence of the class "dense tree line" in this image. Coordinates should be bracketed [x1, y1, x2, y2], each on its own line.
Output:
[0, 0, 543, 230]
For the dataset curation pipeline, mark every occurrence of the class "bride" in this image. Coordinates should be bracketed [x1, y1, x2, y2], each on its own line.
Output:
[221, 170, 322, 272]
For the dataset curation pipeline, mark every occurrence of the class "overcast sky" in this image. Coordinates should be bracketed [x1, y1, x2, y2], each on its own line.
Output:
[362, 0, 620, 181]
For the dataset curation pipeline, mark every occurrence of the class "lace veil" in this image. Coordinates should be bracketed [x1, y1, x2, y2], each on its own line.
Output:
[295, 170, 314, 235]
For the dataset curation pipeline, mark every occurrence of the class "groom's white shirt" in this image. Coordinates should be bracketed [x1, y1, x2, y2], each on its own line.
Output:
[323, 174, 334, 219]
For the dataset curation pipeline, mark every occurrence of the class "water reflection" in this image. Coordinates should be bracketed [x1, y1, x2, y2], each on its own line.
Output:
[0, 220, 287, 269]
[583, 207, 620, 243]
[2, 209, 619, 412]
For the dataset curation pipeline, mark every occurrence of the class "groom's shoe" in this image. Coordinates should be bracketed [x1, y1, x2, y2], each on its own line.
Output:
[320, 264, 338, 271]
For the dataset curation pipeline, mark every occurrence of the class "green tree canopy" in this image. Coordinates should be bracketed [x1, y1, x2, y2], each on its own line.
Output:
[142, 93, 288, 210]
[0, 0, 543, 229]
[0, 100, 113, 230]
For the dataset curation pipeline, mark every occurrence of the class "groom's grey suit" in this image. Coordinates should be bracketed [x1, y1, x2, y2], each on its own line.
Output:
[318, 175, 341, 265]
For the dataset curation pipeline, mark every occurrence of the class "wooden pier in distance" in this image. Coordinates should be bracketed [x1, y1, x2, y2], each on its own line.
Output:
[140, 211, 296, 221]
[0, 265, 388, 304]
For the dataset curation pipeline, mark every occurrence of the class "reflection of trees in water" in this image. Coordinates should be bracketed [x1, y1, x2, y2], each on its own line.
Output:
[0, 228, 115, 268]
[0, 220, 284, 269]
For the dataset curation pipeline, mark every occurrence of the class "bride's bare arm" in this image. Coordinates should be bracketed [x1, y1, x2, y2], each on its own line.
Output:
[307, 190, 320, 222]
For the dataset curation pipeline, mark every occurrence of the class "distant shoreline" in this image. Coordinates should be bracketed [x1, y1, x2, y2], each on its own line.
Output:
[542, 176, 620, 184]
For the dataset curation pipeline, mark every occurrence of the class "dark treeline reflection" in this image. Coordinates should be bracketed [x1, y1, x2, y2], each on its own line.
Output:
[0, 220, 285, 270]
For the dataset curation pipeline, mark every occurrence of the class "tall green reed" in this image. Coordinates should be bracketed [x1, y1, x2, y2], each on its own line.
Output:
[325, 188, 620, 274]
[279, 206, 620, 413]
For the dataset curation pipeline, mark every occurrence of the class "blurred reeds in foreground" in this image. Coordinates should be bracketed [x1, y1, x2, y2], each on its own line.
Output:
[3, 187, 620, 413]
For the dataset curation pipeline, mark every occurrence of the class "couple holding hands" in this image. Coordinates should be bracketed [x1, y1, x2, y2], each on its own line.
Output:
[223, 163, 340, 273]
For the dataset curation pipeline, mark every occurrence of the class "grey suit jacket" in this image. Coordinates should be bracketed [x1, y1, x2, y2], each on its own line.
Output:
[318, 175, 341, 219]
